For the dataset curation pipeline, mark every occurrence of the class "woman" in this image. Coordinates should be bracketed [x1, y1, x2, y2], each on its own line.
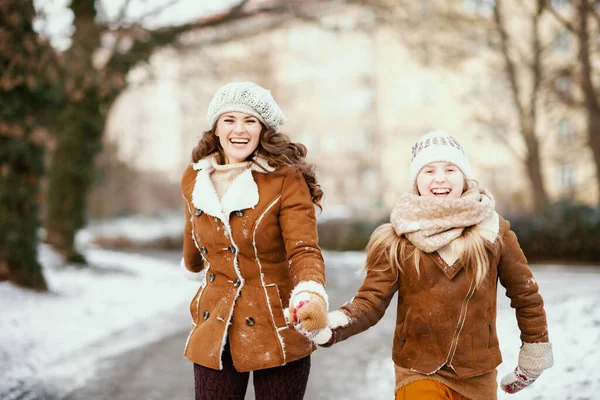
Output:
[180, 81, 329, 400]
[315, 131, 553, 399]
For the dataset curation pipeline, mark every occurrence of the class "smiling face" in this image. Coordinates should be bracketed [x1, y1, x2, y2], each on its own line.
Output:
[416, 161, 466, 199]
[215, 112, 263, 164]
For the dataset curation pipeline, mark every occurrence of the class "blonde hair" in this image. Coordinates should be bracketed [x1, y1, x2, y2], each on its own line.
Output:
[367, 178, 502, 289]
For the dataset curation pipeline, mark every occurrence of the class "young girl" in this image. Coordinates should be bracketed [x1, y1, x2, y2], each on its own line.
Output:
[180, 81, 329, 400]
[317, 131, 553, 399]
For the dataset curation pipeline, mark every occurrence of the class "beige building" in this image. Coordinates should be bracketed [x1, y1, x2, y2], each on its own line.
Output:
[104, 0, 597, 217]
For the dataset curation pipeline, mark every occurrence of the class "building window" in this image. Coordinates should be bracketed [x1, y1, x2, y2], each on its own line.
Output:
[551, 0, 569, 9]
[557, 119, 576, 145]
[554, 31, 570, 53]
[555, 76, 573, 95]
[560, 164, 575, 188]
[463, 0, 495, 17]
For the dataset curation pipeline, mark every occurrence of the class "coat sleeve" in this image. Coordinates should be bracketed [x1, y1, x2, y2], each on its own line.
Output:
[181, 166, 205, 281]
[279, 168, 327, 300]
[326, 251, 399, 346]
[497, 218, 549, 344]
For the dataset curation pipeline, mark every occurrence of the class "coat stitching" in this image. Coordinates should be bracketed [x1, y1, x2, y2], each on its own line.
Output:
[253, 195, 286, 363]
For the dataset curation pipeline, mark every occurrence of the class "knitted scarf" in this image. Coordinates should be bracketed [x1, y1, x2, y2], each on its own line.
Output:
[390, 182, 495, 253]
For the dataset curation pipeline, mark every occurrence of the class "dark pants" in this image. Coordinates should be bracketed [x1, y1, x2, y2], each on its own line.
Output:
[193, 343, 311, 400]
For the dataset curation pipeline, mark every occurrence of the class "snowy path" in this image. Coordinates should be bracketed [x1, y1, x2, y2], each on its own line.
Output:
[0, 248, 598, 400]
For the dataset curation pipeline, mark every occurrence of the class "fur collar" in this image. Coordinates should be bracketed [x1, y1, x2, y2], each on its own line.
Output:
[190, 154, 275, 230]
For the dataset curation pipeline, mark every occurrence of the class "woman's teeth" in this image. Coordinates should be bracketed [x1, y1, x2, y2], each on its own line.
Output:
[230, 138, 249, 144]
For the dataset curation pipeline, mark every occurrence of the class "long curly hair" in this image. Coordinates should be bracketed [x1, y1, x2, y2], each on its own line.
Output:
[191, 126, 323, 208]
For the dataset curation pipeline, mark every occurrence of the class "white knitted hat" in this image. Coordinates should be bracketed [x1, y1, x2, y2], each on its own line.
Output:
[409, 130, 472, 185]
[206, 82, 287, 132]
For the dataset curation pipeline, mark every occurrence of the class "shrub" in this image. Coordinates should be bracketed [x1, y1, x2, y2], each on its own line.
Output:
[507, 200, 600, 263]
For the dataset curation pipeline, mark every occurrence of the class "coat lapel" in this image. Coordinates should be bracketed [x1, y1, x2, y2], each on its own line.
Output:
[434, 211, 500, 280]
[190, 155, 275, 226]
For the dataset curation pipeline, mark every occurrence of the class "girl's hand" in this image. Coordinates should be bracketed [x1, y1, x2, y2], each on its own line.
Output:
[500, 342, 553, 394]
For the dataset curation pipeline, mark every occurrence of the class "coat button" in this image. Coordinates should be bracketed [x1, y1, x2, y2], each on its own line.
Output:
[228, 245, 236, 254]
[246, 317, 255, 326]
[208, 273, 215, 282]
[201, 247, 208, 254]
[235, 210, 244, 217]
[233, 278, 241, 287]
[203, 311, 210, 320]
[195, 209, 202, 217]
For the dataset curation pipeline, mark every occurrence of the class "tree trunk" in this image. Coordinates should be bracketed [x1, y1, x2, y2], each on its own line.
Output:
[524, 131, 549, 211]
[46, 100, 104, 264]
[0, 0, 59, 290]
[588, 111, 600, 203]
[576, 0, 600, 202]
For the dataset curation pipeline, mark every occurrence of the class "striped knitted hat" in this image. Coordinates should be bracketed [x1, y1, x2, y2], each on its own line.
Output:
[409, 130, 472, 185]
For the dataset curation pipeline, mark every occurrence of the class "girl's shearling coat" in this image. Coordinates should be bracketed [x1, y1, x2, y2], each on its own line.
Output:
[327, 215, 549, 378]
[180, 156, 326, 372]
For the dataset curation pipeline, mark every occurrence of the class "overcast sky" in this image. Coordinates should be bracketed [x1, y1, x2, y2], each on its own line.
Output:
[33, 0, 240, 49]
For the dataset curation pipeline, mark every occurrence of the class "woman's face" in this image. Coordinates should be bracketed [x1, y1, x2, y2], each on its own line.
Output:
[416, 162, 465, 199]
[215, 112, 262, 164]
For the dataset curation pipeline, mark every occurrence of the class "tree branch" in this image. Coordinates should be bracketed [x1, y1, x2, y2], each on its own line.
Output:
[544, 1, 578, 33]
[472, 114, 522, 161]
[494, 0, 526, 126]
[105, 0, 287, 74]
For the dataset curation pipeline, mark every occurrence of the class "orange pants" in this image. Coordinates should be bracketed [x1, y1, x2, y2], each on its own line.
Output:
[395, 380, 469, 400]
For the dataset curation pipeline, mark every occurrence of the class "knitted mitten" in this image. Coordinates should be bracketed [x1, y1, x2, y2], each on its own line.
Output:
[500, 342, 553, 394]
[294, 292, 328, 331]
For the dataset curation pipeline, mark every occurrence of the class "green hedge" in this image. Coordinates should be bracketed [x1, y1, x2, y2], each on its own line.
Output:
[317, 201, 600, 263]
[507, 201, 600, 263]
[317, 217, 386, 251]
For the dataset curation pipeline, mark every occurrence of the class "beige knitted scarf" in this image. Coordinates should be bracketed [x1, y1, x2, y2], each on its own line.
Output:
[390, 182, 495, 253]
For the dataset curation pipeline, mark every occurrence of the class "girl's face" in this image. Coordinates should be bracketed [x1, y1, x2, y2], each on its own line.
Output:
[416, 162, 465, 199]
[215, 112, 262, 164]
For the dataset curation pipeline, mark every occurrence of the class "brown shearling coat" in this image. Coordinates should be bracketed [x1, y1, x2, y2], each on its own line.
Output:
[329, 216, 549, 378]
[180, 156, 326, 372]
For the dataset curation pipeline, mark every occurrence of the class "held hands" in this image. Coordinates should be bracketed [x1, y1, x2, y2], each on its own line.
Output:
[289, 291, 332, 345]
[500, 342, 553, 394]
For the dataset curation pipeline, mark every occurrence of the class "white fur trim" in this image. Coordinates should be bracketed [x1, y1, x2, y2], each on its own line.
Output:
[191, 156, 269, 230]
[519, 342, 554, 374]
[328, 310, 350, 329]
[312, 328, 333, 345]
[180, 258, 205, 282]
[289, 281, 329, 310]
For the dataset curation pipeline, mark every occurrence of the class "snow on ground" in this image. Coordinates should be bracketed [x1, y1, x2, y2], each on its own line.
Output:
[0, 242, 198, 399]
[0, 220, 599, 399]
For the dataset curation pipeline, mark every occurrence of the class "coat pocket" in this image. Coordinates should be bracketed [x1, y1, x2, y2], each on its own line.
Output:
[265, 284, 287, 329]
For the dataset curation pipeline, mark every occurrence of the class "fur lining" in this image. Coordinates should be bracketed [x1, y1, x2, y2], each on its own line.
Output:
[328, 310, 350, 329]
[180, 258, 205, 282]
[289, 281, 329, 310]
[519, 342, 554, 374]
[191, 156, 272, 228]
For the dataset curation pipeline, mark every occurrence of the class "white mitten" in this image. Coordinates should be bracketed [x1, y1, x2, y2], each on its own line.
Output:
[500, 342, 553, 394]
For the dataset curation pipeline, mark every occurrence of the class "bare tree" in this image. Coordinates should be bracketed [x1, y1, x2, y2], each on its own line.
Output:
[546, 0, 600, 202]
[43, 0, 310, 263]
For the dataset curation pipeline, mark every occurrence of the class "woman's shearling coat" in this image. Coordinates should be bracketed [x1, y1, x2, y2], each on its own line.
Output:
[180, 156, 326, 372]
